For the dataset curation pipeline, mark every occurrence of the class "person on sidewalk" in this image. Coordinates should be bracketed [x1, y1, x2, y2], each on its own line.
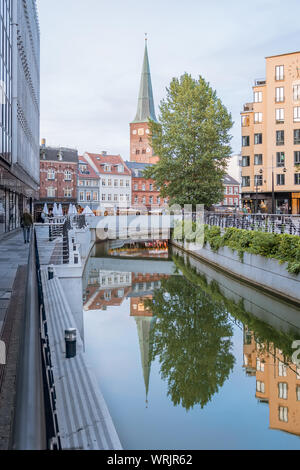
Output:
[21, 208, 33, 244]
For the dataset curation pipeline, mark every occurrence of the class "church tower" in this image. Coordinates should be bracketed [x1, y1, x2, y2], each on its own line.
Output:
[130, 38, 159, 164]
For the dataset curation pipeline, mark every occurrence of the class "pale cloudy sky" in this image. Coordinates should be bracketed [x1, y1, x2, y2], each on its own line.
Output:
[37, 0, 300, 159]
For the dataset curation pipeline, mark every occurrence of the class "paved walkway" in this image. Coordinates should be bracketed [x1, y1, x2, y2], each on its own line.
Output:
[0, 231, 29, 334]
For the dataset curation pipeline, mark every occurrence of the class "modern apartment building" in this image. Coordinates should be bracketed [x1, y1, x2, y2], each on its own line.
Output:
[0, 0, 40, 235]
[241, 51, 300, 214]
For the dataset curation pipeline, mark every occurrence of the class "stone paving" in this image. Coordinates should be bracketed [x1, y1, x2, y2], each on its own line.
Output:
[0, 231, 29, 334]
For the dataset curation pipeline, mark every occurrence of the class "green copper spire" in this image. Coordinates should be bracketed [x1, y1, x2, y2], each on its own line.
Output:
[133, 38, 157, 123]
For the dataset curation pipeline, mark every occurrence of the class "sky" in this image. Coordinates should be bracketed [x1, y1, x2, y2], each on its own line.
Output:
[37, 0, 300, 159]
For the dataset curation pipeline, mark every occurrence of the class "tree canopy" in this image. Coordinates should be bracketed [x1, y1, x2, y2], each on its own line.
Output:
[144, 73, 233, 207]
[146, 274, 235, 411]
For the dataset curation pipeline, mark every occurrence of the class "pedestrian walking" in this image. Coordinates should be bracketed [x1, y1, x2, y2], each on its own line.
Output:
[21, 208, 33, 244]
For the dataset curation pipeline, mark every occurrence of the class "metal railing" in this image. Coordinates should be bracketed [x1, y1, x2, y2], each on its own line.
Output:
[12, 229, 60, 450]
[204, 212, 300, 236]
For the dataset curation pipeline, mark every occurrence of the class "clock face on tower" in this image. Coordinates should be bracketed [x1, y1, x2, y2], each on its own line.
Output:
[288, 57, 300, 80]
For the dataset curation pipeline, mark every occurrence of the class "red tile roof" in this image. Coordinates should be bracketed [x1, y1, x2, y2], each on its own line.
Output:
[84, 153, 131, 176]
[78, 155, 99, 179]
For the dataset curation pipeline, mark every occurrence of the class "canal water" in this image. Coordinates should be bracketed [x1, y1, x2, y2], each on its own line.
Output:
[82, 241, 300, 450]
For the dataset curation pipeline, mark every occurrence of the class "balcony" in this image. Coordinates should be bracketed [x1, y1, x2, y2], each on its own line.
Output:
[254, 78, 266, 86]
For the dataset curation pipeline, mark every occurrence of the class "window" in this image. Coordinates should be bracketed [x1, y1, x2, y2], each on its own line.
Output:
[275, 87, 284, 102]
[93, 192, 98, 201]
[242, 176, 250, 187]
[254, 133, 263, 145]
[254, 154, 263, 165]
[142, 184, 146, 191]
[242, 136, 250, 147]
[64, 170, 72, 181]
[120, 180, 124, 187]
[279, 406, 288, 423]
[149, 196, 153, 204]
[157, 197, 161, 205]
[276, 130, 284, 145]
[294, 151, 300, 164]
[294, 129, 300, 144]
[79, 191, 84, 202]
[297, 386, 300, 401]
[114, 194, 118, 202]
[254, 175, 263, 186]
[149, 184, 153, 191]
[136, 150, 140, 155]
[86, 192, 91, 201]
[276, 108, 284, 123]
[47, 187, 55, 197]
[276, 152, 285, 167]
[47, 169, 55, 180]
[79, 180, 84, 186]
[126, 180, 130, 187]
[295, 174, 300, 185]
[256, 381, 265, 393]
[277, 174, 285, 186]
[108, 179, 112, 187]
[275, 65, 284, 81]
[228, 187, 233, 195]
[254, 91, 262, 103]
[134, 196, 138, 203]
[254, 112, 263, 123]
[102, 194, 106, 201]
[278, 383, 288, 399]
[229, 198, 233, 206]
[278, 361, 287, 377]
[256, 358, 265, 372]
[293, 84, 300, 101]
[118, 165, 124, 173]
[102, 179, 106, 187]
[142, 196, 146, 204]
[234, 187, 239, 195]
[294, 107, 300, 122]
[64, 188, 72, 198]
[104, 165, 111, 172]
[114, 180, 118, 187]
[242, 156, 250, 167]
[108, 194, 112, 201]
[241, 115, 250, 127]
[134, 184, 138, 191]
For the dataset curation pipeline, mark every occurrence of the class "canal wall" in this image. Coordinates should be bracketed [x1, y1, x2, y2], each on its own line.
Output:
[171, 246, 300, 334]
[171, 240, 300, 305]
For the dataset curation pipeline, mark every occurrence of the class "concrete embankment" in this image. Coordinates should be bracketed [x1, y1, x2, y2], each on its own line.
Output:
[171, 240, 300, 306]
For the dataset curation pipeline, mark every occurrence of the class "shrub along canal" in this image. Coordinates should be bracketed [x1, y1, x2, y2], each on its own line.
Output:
[81, 240, 300, 450]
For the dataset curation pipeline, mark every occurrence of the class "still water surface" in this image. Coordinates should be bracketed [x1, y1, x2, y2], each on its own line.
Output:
[82, 241, 300, 450]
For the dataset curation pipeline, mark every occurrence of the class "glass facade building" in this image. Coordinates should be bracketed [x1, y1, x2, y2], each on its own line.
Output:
[0, 0, 40, 235]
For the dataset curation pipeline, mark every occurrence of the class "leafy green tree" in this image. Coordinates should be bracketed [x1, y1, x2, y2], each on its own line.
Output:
[147, 275, 235, 410]
[144, 73, 233, 207]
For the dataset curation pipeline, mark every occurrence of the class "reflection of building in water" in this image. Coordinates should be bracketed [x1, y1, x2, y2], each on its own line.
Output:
[129, 273, 169, 317]
[83, 270, 132, 311]
[243, 328, 300, 436]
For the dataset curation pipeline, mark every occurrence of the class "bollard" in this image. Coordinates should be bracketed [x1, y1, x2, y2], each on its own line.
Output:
[48, 266, 54, 280]
[65, 329, 77, 359]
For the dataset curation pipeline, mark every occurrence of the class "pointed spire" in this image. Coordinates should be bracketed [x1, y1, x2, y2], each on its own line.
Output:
[135, 316, 156, 406]
[132, 37, 157, 123]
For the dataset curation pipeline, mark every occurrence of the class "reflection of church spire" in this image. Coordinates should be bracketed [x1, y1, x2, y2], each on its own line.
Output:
[135, 316, 156, 407]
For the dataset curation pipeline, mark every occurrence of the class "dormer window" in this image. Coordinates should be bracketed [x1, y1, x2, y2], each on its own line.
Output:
[104, 165, 111, 172]
[57, 151, 63, 161]
[118, 165, 124, 173]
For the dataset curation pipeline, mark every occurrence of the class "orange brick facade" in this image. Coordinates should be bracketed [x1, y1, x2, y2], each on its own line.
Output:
[130, 122, 159, 164]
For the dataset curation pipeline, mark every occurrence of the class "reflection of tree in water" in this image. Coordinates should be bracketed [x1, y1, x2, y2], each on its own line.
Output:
[146, 276, 235, 411]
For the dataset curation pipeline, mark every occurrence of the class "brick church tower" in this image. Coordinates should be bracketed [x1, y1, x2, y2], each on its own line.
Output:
[130, 39, 159, 164]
